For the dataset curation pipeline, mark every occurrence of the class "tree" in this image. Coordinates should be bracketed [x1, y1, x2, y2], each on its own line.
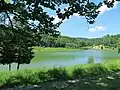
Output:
[0, 0, 115, 28]
[13, 28, 35, 70]
[0, 25, 15, 71]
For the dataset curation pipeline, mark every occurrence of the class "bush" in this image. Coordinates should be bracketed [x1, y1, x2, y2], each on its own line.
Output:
[72, 67, 88, 78]
[88, 64, 108, 76]
[47, 68, 70, 81]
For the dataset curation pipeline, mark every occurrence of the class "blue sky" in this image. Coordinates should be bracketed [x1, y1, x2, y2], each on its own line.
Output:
[9, 0, 120, 38]
[49, 0, 120, 38]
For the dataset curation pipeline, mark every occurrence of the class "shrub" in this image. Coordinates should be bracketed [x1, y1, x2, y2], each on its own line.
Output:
[72, 67, 88, 78]
[47, 68, 70, 81]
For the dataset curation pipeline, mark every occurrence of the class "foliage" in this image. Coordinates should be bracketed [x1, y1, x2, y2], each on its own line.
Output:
[39, 34, 120, 50]
[0, 25, 35, 71]
[0, 0, 61, 70]
[90, 34, 120, 48]
[47, 68, 70, 81]
[0, 25, 16, 71]
[40, 35, 87, 49]
[1, 60, 120, 89]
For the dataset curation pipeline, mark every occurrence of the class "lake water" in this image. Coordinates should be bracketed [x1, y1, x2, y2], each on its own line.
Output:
[0, 49, 120, 71]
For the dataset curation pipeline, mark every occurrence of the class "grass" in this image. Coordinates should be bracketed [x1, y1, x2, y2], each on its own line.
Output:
[32, 47, 81, 63]
[33, 47, 81, 52]
[1, 60, 120, 89]
[32, 51, 75, 63]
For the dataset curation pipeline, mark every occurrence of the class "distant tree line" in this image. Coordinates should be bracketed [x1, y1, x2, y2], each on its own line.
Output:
[89, 34, 120, 48]
[40, 35, 87, 49]
[40, 34, 120, 49]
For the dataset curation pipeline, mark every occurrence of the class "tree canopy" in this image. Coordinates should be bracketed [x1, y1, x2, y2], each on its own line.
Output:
[0, 0, 116, 27]
[39, 34, 120, 50]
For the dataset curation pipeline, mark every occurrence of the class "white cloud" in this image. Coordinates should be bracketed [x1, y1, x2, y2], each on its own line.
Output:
[52, 15, 68, 24]
[52, 0, 119, 24]
[88, 26, 105, 32]
[52, 13, 83, 24]
[98, 0, 119, 15]
[52, 15, 62, 24]
[73, 13, 79, 17]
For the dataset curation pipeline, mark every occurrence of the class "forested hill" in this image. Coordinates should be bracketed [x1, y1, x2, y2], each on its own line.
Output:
[89, 34, 120, 48]
[40, 34, 120, 49]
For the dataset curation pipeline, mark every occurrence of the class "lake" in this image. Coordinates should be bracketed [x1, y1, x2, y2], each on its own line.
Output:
[0, 49, 120, 71]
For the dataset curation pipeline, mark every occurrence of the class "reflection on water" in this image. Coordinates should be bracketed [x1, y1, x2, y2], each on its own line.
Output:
[0, 49, 120, 71]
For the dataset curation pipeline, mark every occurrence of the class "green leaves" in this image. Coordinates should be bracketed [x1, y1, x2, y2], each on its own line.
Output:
[0, 25, 35, 71]
[4, 0, 10, 3]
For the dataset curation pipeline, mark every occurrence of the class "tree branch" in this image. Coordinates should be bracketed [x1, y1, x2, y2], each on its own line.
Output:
[4, 10, 14, 30]
[1, 0, 14, 30]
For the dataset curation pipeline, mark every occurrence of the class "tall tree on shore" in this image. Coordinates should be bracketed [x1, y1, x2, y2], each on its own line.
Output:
[0, 25, 15, 71]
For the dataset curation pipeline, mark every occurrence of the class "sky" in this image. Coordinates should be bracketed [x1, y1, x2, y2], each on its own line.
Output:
[8, 0, 120, 38]
[47, 0, 120, 38]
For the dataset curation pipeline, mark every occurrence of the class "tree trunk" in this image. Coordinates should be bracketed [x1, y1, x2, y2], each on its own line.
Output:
[9, 64, 11, 71]
[17, 63, 20, 71]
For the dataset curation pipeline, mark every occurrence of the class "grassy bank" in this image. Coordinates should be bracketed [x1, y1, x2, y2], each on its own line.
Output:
[33, 47, 81, 52]
[1, 60, 120, 89]
[32, 47, 82, 63]
[33, 46, 91, 52]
